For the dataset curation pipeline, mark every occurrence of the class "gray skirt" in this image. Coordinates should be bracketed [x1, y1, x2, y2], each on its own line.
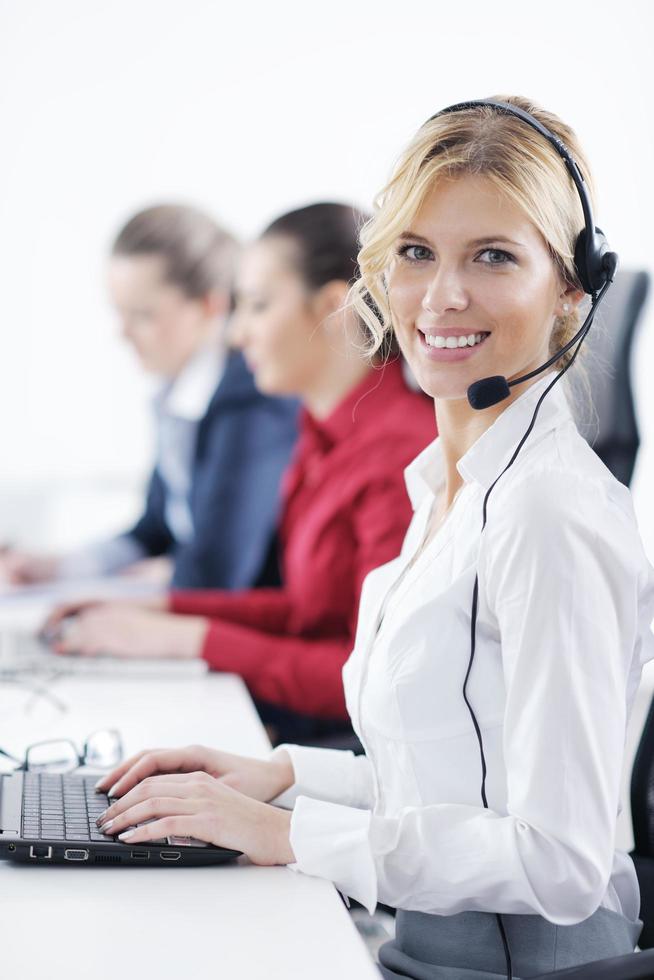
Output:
[378, 906, 642, 979]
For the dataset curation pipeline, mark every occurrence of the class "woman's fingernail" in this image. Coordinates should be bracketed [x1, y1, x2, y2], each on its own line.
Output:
[94, 779, 106, 791]
[99, 820, 114, 834]
[95, 810, 108, 825]
[118, 829, 134, 840]
[107, 784, 119, 798]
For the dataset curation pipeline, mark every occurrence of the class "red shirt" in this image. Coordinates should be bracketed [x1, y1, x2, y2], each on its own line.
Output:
[170, 360, 436, 719]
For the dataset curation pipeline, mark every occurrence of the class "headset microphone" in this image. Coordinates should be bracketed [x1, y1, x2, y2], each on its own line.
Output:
[467, 271, 615, 410]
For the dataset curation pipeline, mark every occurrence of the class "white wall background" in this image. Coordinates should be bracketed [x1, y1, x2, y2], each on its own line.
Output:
[0, 0, 653, 552]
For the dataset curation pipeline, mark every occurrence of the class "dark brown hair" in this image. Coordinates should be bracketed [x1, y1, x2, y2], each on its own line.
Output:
[262, 202, 368, 291]
[263, 201, 398, 356]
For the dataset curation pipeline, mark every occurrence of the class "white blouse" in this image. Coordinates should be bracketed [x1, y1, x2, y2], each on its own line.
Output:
[273, 373, 654, 926]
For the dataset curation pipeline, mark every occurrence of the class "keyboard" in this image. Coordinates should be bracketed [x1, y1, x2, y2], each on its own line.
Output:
[1, 631, 208, 678]
[21, 773, 114, 842]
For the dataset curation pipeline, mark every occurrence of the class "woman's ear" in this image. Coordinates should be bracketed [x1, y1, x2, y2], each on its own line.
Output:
[555, 282, 585, 318]
[200, 288, 231, 321]
[312, 280, 350, 332]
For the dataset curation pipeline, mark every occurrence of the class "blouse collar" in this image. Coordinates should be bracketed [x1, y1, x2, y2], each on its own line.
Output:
[404, 374, 574, 509]
[155, 342, 226, 422]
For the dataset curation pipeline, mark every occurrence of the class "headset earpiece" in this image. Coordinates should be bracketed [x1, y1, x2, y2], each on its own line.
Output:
[574, 226, 618, 295]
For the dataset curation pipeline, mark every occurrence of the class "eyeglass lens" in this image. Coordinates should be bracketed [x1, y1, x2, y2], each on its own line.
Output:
[24, 729, 123, 773]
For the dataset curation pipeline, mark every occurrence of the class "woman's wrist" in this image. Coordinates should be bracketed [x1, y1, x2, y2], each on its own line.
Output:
[168, 615, 208, 659]
[270, 749, 295, 797]
[265, 804, 295, 865]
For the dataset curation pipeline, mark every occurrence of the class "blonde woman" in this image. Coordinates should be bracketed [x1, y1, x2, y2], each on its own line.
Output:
[93, 99, 654, 977]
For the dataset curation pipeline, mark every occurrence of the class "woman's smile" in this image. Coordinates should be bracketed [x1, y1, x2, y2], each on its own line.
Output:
[417, 327, 491, 361]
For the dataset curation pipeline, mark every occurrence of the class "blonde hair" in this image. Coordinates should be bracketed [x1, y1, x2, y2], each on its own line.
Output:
[349, 96, 597, 405]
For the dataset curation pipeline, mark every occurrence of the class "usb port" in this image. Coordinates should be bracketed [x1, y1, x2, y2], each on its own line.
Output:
[160, 850, 181, 861]
[131, 850, 150, 860]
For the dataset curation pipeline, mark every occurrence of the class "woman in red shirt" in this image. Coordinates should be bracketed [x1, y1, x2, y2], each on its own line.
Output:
[48, 203, 436, 736]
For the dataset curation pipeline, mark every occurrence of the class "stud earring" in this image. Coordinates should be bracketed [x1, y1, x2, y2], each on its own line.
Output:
[562, 303, 570, 314]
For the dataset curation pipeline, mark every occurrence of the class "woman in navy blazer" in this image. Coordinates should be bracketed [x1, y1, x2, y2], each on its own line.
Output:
[129, 347, 298, 589]
[0, 204, 298, 590]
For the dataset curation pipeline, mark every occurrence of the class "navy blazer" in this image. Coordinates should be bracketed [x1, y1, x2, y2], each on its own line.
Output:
[122, 350, 299, 589]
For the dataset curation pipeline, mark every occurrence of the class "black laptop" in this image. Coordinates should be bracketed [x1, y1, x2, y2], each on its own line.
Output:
[0, 770, 241, 866]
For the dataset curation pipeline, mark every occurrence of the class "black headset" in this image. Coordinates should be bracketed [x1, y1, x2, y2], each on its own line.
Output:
[424, 99, 618, 980]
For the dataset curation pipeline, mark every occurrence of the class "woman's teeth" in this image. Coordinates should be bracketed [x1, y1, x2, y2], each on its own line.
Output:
[423, 332, 488, 349]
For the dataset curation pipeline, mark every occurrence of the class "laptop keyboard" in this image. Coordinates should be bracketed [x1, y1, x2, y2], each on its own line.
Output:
[2, 632, 207, 679]
[21, 772, 113, 842]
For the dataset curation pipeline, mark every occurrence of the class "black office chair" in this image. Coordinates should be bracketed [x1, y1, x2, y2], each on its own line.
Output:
[631, 691, 654, 950]
[576, 268, 650, 487]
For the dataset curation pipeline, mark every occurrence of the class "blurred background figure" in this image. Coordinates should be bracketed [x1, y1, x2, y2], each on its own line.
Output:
[46, 202, 437, 744]
[0, 204, 299, 591]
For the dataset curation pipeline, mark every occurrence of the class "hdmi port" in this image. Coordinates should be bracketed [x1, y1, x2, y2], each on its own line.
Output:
[160, 850, 181, 861]
[131, 850, 150, 860]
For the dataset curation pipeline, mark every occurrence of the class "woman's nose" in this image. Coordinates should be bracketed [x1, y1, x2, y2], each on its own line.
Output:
[227, 312, 246, 348]
[421, 265, 468, 316]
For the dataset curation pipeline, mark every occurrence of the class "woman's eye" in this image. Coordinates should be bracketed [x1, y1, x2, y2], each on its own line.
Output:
[234, 294, 268, 314]
[397, 244, 433, 263]
[477, 248, 515, 265]
[239, 299, 267, 313]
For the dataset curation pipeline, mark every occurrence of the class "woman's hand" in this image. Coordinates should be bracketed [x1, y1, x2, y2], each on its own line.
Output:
[0, 549, 58, 585]
[96, 772, 295, 866]
[42, 594, 168, 637]
[95, 744, 295, 803]
[46, 605, 207, 659]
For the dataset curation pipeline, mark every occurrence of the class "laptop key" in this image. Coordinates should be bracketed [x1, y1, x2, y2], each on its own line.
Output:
[19, 772, 131, 848]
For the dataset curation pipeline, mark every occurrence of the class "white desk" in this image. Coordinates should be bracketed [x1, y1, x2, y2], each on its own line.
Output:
[0, 610, 381, 979]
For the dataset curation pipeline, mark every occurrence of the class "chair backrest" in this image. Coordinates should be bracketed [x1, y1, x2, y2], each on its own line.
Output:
[576, 269, 650, 487]
[631, 691, 654, 857]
